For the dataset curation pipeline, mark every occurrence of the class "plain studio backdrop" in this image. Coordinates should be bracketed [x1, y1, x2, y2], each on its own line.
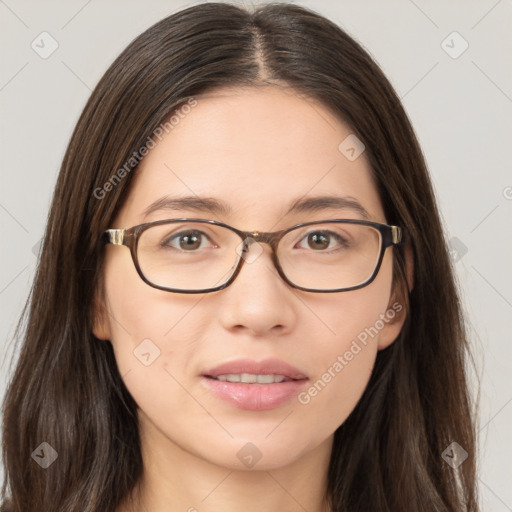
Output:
[0, 0, 511, 510]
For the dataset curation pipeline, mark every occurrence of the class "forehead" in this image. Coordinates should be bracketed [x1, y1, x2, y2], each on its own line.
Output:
[116, 86, 385, 228]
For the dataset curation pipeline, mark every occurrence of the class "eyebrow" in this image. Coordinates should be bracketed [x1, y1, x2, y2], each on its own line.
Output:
[141, 194, 371, 220]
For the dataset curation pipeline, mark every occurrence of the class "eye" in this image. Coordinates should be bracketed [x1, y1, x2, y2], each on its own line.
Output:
[296, 230, 350, 251]
[162, 230, 212, 251]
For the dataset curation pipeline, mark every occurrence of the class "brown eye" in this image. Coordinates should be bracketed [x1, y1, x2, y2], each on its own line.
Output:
[297, 231, 349, 251]
[163, 230, 209, 251]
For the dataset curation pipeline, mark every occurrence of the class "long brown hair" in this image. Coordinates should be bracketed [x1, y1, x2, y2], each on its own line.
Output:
[1, 3, 478, 511]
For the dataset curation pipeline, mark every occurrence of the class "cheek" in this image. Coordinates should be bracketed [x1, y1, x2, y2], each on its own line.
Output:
[297, 252, 393, 422]
[298, 346, 376, 430]
[308, 249, 393, 345]
[102, 249, 207, 378]
[103, 274, 210, 424]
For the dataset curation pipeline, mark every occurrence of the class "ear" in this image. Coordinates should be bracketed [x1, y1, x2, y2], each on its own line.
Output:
[91, 286, 112, 341]
[377, 243, 414, 350]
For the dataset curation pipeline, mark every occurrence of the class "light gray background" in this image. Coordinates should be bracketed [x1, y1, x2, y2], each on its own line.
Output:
[1, 0, 511, 510]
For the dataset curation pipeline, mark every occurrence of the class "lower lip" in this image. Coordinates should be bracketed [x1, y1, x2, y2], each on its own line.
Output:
[201, 376, 308, 411]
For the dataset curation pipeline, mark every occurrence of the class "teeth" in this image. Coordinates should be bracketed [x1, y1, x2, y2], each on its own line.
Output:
[214, 373, 289, 383]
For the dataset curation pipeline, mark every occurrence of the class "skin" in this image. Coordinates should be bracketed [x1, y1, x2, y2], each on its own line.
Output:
[93, 85, 412, 512]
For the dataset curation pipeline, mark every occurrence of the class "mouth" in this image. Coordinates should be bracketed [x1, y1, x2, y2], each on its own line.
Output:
[200, 358, 309, 410]
[202, 357, 308, 381]
[205, 373, 299, 384]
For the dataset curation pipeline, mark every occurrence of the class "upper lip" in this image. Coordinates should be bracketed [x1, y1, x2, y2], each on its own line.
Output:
[202, 358, 308, 380]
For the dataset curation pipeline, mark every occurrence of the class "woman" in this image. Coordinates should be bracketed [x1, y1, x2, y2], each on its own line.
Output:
[1, 2, 478, 511]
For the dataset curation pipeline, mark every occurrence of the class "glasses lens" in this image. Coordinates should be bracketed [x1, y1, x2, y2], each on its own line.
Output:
[137, 221, 242, 291]
[278, 222, 382, 290]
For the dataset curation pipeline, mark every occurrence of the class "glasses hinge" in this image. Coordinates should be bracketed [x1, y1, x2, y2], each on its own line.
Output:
[106, 229, 125, 245]
[391, 226, 402, 244]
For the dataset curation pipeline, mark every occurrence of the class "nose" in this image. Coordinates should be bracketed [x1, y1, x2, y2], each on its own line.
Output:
[217, 240, 298, 336]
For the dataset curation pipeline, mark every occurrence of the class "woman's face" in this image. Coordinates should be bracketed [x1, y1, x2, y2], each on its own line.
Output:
[94, 85, 405, 471]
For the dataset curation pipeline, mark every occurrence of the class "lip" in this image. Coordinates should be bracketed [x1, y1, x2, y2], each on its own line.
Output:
[201, 358, 309, 411]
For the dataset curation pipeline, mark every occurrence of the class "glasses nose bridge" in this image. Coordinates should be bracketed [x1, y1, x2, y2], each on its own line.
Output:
[242, 230, 280, 252]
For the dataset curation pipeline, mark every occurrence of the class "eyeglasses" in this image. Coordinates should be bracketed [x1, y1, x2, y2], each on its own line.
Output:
[102, 218, 403, 293]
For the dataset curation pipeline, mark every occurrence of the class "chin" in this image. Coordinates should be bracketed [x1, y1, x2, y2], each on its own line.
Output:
[196, 435, 312, 472]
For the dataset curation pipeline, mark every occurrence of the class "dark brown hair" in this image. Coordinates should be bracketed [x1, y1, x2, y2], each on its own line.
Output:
[1, 2, 478, 511]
